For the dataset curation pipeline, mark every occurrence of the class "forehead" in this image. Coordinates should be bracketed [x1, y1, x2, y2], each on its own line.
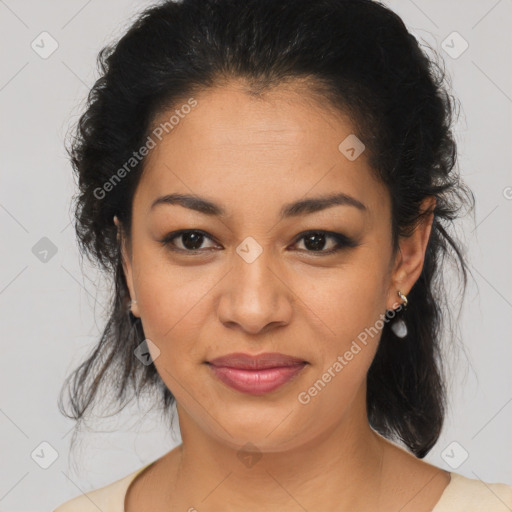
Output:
[135, 82, 389, 223]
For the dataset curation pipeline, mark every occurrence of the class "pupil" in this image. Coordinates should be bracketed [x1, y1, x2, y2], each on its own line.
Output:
[183, 232, 203, 250]
[305, 233, 326, 251]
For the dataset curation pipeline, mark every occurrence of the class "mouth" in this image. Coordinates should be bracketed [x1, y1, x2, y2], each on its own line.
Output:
[205, 352, 309, 395]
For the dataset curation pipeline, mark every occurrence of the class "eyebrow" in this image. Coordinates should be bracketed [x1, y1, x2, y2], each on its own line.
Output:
[150, 192, 367, 218]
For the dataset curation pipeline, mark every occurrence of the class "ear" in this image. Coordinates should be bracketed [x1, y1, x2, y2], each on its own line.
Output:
[113, 215, 140, 317]
[386, 196, 436, 310]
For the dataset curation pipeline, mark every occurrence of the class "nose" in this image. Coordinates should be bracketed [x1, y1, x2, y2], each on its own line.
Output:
[216, 246, 294, 335]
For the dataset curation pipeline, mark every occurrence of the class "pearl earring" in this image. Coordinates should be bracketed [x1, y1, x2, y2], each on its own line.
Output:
[391, 290, 408, 338]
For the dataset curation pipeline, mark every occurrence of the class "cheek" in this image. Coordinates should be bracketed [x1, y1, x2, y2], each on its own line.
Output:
[298, 259, 390, 396]
[291, 266, 389, 419]
[301, 256, 390, 348]
[133, 255, 221, 372]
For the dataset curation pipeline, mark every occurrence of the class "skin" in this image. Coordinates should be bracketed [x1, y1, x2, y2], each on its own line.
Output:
[114, 80, 450, 511]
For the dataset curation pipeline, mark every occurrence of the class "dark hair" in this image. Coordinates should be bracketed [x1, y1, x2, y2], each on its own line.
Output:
[60, 0, 475, 458]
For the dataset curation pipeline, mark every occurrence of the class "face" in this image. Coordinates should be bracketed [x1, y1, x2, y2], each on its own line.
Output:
[117, 81, 432, 453]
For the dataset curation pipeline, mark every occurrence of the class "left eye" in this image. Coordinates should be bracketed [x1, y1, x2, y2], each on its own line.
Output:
[160, 230, 357, 255]
[293, 231, 357, 254]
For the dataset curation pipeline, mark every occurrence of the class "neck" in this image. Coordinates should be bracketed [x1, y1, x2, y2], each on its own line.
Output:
[171, 388, 388, 511]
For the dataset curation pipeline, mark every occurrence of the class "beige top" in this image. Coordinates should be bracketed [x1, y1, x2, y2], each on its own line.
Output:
[53, 463, 512, 512]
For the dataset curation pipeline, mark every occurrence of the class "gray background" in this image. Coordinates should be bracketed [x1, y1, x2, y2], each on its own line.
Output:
[0, 0, 511, 510]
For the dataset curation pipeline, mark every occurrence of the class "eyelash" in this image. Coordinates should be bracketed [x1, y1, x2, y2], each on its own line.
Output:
[159, 229, 359, 256]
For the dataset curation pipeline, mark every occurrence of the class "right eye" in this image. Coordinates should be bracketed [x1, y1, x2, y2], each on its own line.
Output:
[159, 230, 219, 253]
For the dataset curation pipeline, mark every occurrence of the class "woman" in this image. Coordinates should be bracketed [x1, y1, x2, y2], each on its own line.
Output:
[54, 0, 512, 510]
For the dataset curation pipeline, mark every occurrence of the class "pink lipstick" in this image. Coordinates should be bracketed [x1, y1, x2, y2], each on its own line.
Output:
[206, 352, 307, 395]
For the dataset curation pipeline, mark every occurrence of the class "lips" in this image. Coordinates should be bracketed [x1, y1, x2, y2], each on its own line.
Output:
[208, 352, 307, 369]
[206, 352, 308, 395]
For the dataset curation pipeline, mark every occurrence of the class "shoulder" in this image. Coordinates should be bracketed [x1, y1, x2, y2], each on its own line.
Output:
[433, 472, 512, 512]
[52, 466, 147, 512]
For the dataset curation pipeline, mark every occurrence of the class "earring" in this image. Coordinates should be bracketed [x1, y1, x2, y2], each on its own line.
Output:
[391, 290, 408, 338]
[397, 290, 408, 309]
[128, 298, 139, 326]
